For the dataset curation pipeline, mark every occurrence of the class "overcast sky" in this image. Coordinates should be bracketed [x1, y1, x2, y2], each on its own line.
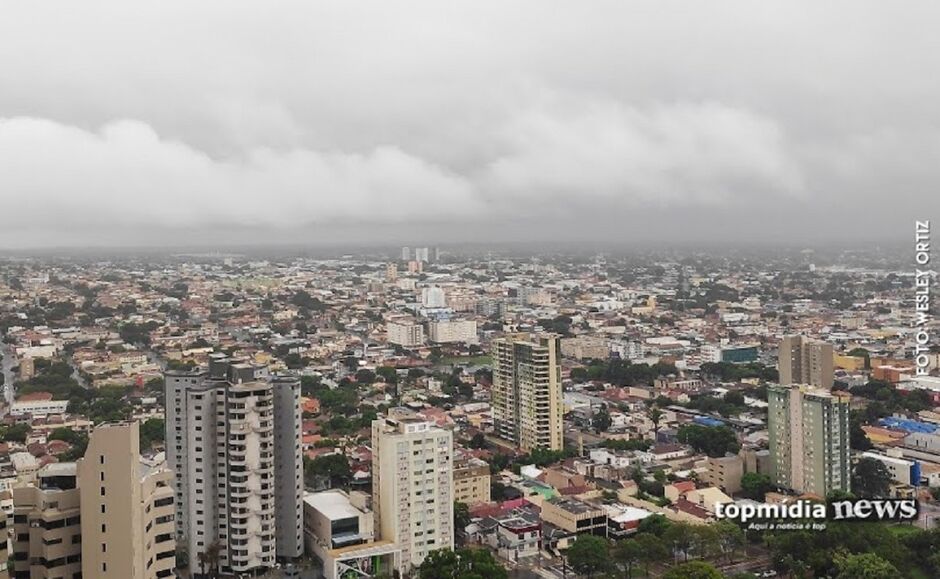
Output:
[1, 1, 937, 249]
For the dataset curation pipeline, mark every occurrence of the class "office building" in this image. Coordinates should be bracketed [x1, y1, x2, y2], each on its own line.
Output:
[386, 319, 425, 348]
[768, 384, 851, 496]
[164, 355, 304, 575]
[77, 421, 176, 579]
[779, 335, 834, 389]
[492, 335, 564, 451]
[401, 247, 411, 261]
[414, 247, 429, 263]
[303, 490, 399, 579]
[372, 408, 454, 573]
[12, 464, 83, 579]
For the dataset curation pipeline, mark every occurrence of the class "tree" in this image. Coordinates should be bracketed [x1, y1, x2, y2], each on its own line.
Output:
[676, 424, 740, 457]
[647, 406, 664, 439]
[661, 561, 722, 579]
[852, 457, 892, 498]
[454, 501, 470, 533]
[835, 552, 899, 579]
[468, 433, 487, 449]
[417, 547, 508, 579]
[740, 472, 773, 500]
[714, 520, 745, 563]
[305, 454, 352, 488]
[565, 535, 610, 578]
[850, 411, 873, 451]
[139, 418, 165, 451]
[637, 514, 671, 536]
[197, 540, 222, 578]
[663, 522, 695, 562]
[592, 404, 612, 433]
[612, 539, 643, 579]
[635, 533, 668, 577]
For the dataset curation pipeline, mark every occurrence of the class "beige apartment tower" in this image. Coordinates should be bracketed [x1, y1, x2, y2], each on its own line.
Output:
[778, 335, 834, 389]
[372, 408, 454, 574]
[492, 334, 564, 451]
[78, 421, 176, 579]
[768, 384, 851, 497]
[12, 464, 83, 579]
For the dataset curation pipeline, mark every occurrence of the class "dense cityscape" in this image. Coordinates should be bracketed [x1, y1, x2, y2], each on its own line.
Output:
[0, 245, 934, 578]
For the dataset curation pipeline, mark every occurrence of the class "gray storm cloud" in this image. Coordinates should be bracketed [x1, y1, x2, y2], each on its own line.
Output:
[0, 0, 937, 247]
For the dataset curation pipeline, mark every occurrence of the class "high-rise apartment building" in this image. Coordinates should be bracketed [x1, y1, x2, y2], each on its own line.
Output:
[401, 247, 411, 261]
[11, 423, 177, 579]
[0, 512, 7, 579]
[414, 247, 429, 262]
[386, 319, 426, 348]
[165, 355, 304, 575]
[778, 335, 834, 389]
[372, 408, 454, 573]
[12, 464, 83, 579]
[492, 335, 564, 451]
[77, 421, 176, 579]
[768, 384, 851, 496]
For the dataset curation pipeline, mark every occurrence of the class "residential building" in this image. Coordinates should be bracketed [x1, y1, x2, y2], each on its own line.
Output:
[491, 335, 564, 452]
[372, 408, 454, 573]
[768, 384, 851, 496]
[386, 320, 425, 348]
[0, 511, 6, 579]
[77, 421, 176, 579]
[11, 463, 83, 579]
[421, 286, 446, 309]
[702, 455, 744, 495]
[164, 355, 304, 575]
[453, 457, 490, 505]
[427, 320, 477, 344]
[778, 335, 834, 389]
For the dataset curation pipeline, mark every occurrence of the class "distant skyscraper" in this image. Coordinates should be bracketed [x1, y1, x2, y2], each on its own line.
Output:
[491, 334, 564, 451]
[768, 384, 851, 496]
[372, 408, 454, 573]
[415, 247, 429, 262]
[779, 335, 834, 389]
[401, 246, 411, 261]
[386, 262, 398, 282]
[432, 246, 441, 263]
[165, 355, 303, 575]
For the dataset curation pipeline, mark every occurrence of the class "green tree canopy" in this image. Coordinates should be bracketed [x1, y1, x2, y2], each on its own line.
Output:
[565, 535, 610, 578]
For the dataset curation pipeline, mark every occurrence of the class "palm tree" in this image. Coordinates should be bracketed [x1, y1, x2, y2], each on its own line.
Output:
[648, 405, 664, 440]
[197, 540, 222, 579]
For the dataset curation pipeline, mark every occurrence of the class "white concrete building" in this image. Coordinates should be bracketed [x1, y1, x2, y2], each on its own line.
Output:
[427, 319, 477, 344]
[10, 398, 69, 417]
[164, 355, 303, 576]
[372, 408, 454, 573]
[387, 320, 425, 348]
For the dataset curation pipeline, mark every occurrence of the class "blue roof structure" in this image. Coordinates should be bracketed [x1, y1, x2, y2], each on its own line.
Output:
[880, 417, 937, 434]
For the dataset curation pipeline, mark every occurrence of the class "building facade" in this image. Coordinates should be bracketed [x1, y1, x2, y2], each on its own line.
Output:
[77, 421, 176, 579]
[492, 335, 564, 451]
[386, 320, 426, 348]
[372, 408, 454, 573]
[11, 464, 83, 579]
[778, 336, 834, 389]
[427, 320, 478, 344]
[453, 457, 490, 505]
[165, 355, 304, 575]
[768, 384, 851, 496]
